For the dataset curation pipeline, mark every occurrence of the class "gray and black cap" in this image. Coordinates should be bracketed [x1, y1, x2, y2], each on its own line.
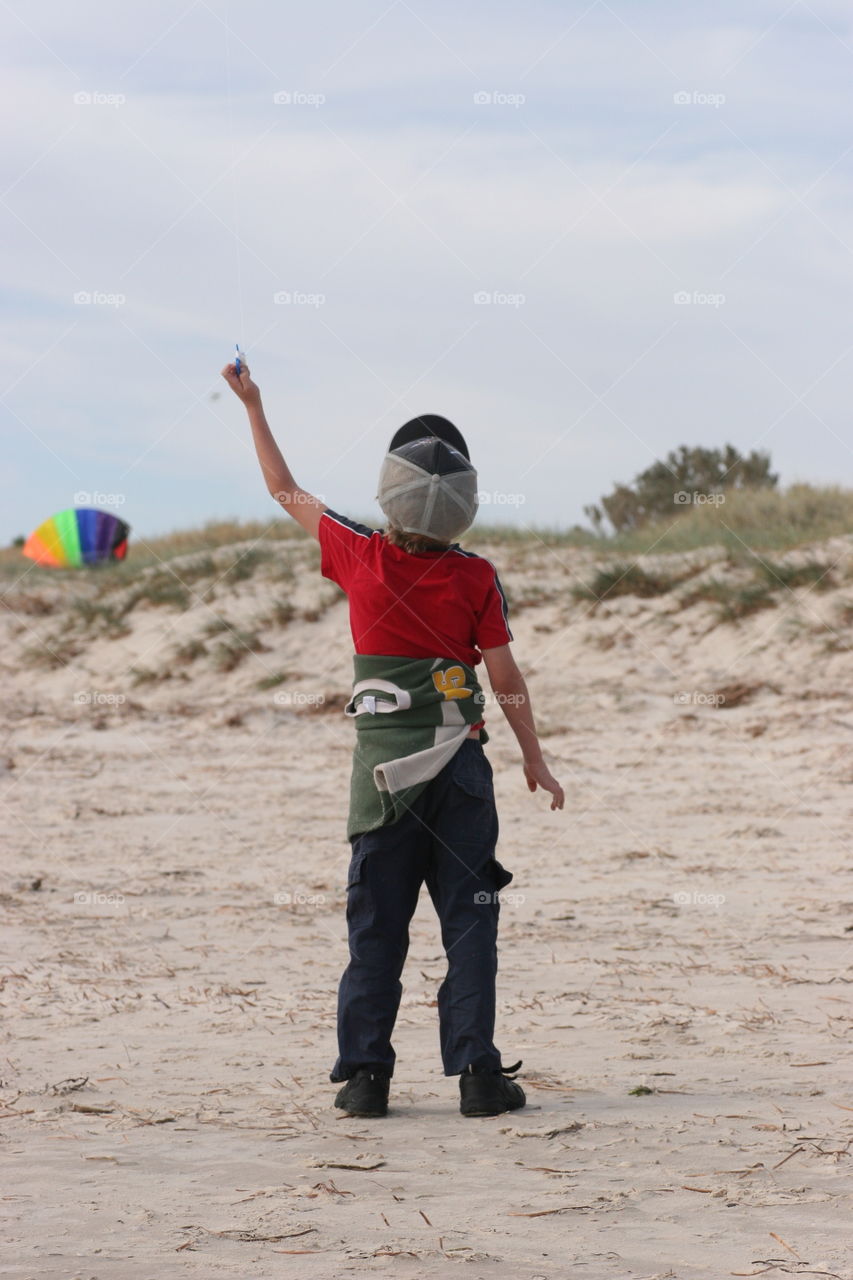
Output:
[378, 415, 478, 542]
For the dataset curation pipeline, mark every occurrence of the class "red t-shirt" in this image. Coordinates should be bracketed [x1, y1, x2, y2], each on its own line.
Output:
[319, 510, 513, 667]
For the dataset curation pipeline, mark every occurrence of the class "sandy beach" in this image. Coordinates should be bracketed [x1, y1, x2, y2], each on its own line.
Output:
[2, 532, 852, 1279]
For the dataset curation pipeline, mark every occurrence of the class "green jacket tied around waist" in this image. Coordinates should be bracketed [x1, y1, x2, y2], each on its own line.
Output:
[345, 654, 489, 839]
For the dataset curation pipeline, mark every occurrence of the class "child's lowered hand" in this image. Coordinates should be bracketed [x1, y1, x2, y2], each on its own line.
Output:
[221, 361, 261, 407]
[524, 759, 565, 811]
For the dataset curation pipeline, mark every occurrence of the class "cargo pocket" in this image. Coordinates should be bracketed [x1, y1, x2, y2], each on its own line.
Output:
[450, 768, 499, 849]
[451, 742, 494, 799]
[453, 773, 492, 801]
[450, 747, 500, 854]
[346, 848, 367, 890]
[452, 751, 496, 811]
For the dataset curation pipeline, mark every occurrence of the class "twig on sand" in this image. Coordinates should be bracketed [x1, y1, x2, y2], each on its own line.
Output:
[310, 1154, 385, 1170]
[191, 1225, 318, 1243]
[739, 1266, 842, 1279]
[122, 1107, 177, 1125]
[772, 1146, 805, 1170]
[508, 1204, 593, 1217]
[768, 1232, 801, 1258]
[48, 1076, 88, 1095]
[523, 1076, 577, 1094]
[230, 1184, 296, 1204]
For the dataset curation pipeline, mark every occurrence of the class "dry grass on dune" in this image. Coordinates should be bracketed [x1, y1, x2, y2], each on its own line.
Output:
[590, 482, 853, 554]
[476, 482, 853, 555]
[3, 493, 853, 697]
[3, 485, 853, 680]
[4, 484, 853, 588]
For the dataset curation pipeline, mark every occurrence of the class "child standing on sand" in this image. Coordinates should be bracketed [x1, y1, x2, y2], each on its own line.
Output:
[223, 360, 564, 1118]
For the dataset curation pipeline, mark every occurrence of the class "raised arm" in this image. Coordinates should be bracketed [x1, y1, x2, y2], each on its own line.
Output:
[481, 643, 565, 811]
[221, 361, 327, 541]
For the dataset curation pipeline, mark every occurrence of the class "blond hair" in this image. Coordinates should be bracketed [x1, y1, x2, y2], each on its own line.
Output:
[384, 525, 450, 554]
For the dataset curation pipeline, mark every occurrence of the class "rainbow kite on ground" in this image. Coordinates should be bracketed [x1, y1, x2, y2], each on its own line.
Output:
[22, 508, 130, 568]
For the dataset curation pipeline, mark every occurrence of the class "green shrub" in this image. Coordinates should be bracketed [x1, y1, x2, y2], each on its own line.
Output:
[754, 558, 835, 591]
[22, 635, 81, 669]
[209, 630, 268, 673]
[256, 671, 289, 690]
[71, 599, 130, 636]
[173, 638, 207, 665]
[681, 579, 777, 622]
[202, 616, 230, 637]
[120, 575, 191, 615]
[572, 563, 686, 603]
[269, 600, 296, 626]
[586, 444, 777, 533]
[129, 665, 162, 685]
[175, 554, 216, 584]
[221, 547, 273, 583]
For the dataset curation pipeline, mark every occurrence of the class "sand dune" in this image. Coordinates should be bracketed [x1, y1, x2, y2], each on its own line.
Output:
[2, 533, 852, 1278]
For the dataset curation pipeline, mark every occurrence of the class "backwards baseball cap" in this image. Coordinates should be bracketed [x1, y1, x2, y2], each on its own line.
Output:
[378, 414, 478, 543]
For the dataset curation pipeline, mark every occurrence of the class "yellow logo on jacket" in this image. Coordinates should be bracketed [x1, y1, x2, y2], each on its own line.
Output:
[432, 666, 472, 700]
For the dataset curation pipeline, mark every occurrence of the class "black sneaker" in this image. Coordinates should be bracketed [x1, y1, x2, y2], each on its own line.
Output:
[334, 1068, 390, 1118]
[459, 1060, 526, 1117]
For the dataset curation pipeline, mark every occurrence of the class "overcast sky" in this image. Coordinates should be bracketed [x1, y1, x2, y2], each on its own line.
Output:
[3, 0, 852, 544]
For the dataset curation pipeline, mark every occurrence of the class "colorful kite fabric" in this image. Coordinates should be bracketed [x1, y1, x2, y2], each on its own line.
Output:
[23, 508, 130, 568]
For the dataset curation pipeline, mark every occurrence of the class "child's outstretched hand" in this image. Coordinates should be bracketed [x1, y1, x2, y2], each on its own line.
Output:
[221, 361, 261, 407]
[524, 759, 565, 810]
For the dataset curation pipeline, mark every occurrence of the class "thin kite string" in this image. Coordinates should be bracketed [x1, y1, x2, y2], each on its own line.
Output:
[223, 0, 246, 344]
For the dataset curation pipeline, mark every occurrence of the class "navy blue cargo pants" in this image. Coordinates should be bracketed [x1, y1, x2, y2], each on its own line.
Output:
[330, 738, 514, 1081]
